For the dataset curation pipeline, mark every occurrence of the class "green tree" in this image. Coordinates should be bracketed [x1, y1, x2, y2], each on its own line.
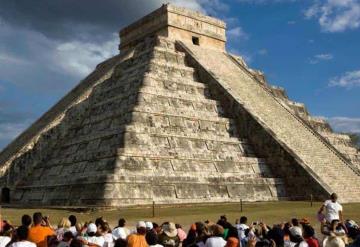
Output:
[344, 133, 360, 150]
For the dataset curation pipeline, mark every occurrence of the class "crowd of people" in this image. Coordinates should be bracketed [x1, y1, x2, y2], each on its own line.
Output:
[0, 193, 358, 247]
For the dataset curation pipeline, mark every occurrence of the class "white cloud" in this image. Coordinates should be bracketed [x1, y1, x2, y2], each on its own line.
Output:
[327, 117, 360, 133]
[54, 34, 118, 77]
[309, 53, 333, 64]
[0, 121, 32, 151]
[305, 0, 360, 32]
[329, 70, 360, 88]
[227, 26, 249, 40]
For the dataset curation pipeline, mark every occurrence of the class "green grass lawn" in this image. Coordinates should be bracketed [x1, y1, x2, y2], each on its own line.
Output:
[1, 201, 359, 232]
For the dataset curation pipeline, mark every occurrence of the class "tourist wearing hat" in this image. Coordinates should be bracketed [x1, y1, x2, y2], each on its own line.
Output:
[79, 223, 105, 247]
[284, 226, 308, 247]
[112, 218, 130, 240]
[158, 223, 180, 247]
[127, 221, 148, 247]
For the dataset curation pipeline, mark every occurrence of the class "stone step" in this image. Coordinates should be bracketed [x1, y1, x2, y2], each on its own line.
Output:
[92, 83, 220, 109]
[180, 43, 360, 198]
[113, 59, 196, 82]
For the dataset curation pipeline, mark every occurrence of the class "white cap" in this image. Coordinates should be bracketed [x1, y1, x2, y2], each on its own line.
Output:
[87, 223, 97, 233]
[289, 226, 302, 237]
[145, 222, 153, 229]
[136, 221, 146, 228]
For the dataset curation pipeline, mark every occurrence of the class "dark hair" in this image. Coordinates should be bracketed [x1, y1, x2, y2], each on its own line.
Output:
[152, 223, 159, 229]
[33, 212, 43, 225]
[240, 216, 248, 224]
[95, 217, 104, 227]
[16, 226, 29, 241]
[114, 238, 127, 247]
[146, 231, 158, 245]
[101, 222, 111, 233]
[267, 227, 285, 247]
[330, 193, 338, 201]
[70, 239, 82, 247]
[137, 227, 147, 235]
[69, 215, 77, 226]
[21, 214, 32, 227]
[118, 218, 126, 227]
[63, 231, 74, 241]
[227, 227, 239, 240]
[303, 225, 315, 238]
[291, 218, 299, 227]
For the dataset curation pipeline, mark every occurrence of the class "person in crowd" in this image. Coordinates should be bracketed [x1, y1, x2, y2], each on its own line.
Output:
[57, 231, 74, 247]
[22, 215, 32, 228]
[318, 193, 343, 224]
[292, 219, 300, 227]
[225, 227, 239, 247]
[28, 212, 55, 247]
[99, 222, 113, 247]
[236, 216, 249, 247]
[321, 219, 348, 246]
[0, 222, 13, 247]
[56, 218, 71, 241]
[152, 223, 161, 236]
[204, 224, 226, 247]
[158, 223, 180, 247]
[145, 222, 158, 246]
[9, 226, 36, 247]
[175, 224, 186, 243]
[302, 225, 319, 247]
[112, 219, 129, 241]
[267, 226, 285, 247]
[284, 226, 308, 247]
[146, 231, 163, 247]
[74, 224, 84, 238]
[182, 222, 208, 247]
[217, 216, 232, 239]
[68, 216, 77, 237]
[69, 239, 82, 247]
[113, 238, 127, 247]
[323, 236, 345, 247]
[127, 221, 148, 247]
[78, 223, 104, 247]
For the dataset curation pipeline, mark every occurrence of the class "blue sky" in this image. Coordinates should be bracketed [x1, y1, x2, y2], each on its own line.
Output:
[0, 0, 360, 150]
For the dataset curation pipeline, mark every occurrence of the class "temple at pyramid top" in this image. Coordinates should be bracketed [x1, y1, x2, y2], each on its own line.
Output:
[119, 4, 227, 52]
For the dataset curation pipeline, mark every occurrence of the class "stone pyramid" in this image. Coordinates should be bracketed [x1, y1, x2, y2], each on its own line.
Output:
[0, 4, 359, 206]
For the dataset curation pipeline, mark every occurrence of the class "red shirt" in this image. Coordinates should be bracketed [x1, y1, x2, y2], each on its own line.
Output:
[305, 237, 319, 247]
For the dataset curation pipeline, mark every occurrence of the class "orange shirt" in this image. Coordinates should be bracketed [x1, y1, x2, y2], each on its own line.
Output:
[127, 234, 148, 247]
[28, 225, 55, 247]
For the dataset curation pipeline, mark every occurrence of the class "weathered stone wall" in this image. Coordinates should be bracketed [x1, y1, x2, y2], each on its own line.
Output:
[0, 37, 287, 206]
[177, 41, 360, 203]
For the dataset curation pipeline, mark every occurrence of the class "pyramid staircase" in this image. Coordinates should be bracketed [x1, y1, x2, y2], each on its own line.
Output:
[177, 41, 360, 203]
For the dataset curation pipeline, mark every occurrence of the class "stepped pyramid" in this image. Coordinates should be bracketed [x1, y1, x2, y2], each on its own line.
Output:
[0, 4, 359, 206]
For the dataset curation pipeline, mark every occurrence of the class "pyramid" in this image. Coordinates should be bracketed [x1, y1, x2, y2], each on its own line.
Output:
[0, 4, 359, 207]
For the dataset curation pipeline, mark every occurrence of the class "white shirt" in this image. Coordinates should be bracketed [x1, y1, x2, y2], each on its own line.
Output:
[236, 224, 249, 240]
[284, 240, 308, 247]
[205, 237, 227, 247]
[324, 200, 343, 222]
[69, 226, 77, 237]
[9, 241, 37, 247]
[0, 236, 11, 247]
[82, 236, 105, 247]
[149, 245, 163, 247]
